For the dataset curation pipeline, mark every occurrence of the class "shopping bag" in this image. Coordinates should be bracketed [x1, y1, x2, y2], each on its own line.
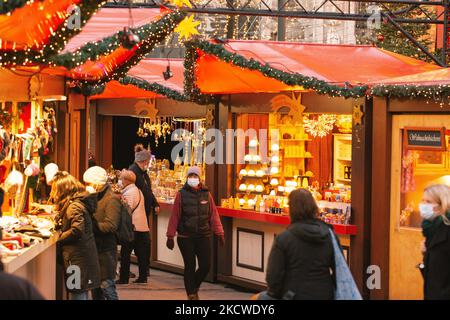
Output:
[329, 228, 363, 300]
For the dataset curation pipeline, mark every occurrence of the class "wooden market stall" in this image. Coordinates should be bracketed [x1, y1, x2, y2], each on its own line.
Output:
[184, 39, 443, 295]
[369, 69, 450, 300]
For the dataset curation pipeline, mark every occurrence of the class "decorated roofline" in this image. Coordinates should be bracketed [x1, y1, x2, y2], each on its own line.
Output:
[0, 0, 107, 67]
[0, 0, 43, 15]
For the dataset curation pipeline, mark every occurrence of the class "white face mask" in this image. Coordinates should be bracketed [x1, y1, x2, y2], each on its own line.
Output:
[118, 180, 124, 189]
[86, 185, 96, 194]
[187, 177, 200, 188]
[419, 203, 437, 220]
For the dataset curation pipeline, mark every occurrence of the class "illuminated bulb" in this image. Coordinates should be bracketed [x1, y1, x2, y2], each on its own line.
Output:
[239, 169, 247, 176]
[249, 139, 258, 147]
[247, 170, 256, 177]
[271, 144, 279, 151]
[271, 156, 279, 163]
[239, 184, 247, 192]
[270, 178, 279, 186]
[270, 167, 279, 175]
[247, 184, 255, 192]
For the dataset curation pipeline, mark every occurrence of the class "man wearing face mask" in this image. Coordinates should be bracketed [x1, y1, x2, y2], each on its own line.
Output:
[166, 166, 225, 300]
[419, 184, 450, 300]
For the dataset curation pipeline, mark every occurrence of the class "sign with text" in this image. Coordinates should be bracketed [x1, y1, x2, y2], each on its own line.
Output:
[404, 127, 446, 151]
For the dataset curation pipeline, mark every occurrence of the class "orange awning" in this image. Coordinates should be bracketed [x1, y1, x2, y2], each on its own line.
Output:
[63, 8, 164, 81]
[372, 68, 450, 86]
[194, 40, 441, 94]
[90, 59, 185, 99]
[0, 0, 82, 51]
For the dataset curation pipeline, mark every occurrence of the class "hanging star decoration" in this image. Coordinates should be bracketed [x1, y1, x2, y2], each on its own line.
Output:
[175, 15, 200, 41]
[169, 0, 193, 8]
[353, 104, 364, 126]
[270, 92, 306, 125]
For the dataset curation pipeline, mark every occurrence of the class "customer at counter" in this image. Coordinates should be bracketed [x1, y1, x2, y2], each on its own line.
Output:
[420, 184, 450, 300]
[83, 166, 121, 300]
[262, 188, 337, 300]
[0, 229, 44, 300]
[51, 172, 101, 300]
[166, 166, 225, 300]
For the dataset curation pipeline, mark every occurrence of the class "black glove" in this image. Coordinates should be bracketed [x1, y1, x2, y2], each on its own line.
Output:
[166, 238, 175, 250]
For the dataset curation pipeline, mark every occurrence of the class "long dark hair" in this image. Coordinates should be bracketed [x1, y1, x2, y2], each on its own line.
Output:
[288, 188, 319, 223]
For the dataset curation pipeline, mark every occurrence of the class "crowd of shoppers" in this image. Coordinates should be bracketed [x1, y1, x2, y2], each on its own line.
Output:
[1, 142, 449, 301]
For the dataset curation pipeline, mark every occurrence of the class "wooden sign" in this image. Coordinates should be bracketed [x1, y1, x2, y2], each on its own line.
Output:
[404, 127, 446, 151]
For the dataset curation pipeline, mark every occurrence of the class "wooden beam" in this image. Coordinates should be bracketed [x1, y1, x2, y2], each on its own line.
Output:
[350, 98, 373, 299]
[370, 97, 392, 299]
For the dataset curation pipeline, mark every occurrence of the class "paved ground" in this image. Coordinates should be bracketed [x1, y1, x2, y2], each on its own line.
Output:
[117, 265, 256, 300]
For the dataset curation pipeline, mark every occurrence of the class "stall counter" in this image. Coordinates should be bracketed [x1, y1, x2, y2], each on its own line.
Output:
[217, 207, 356, 290]
[2, 233, 58, 299]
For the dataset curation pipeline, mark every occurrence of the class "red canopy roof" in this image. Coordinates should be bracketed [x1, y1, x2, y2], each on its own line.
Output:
[64, 8, 164, 81]
[0, 0, 82, 51]
[90, 58, 184, 99]
[194, 40, 441, 94]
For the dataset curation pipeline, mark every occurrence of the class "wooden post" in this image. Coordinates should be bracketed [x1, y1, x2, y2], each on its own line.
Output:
[370, 97, 392, 299]
[350, 98, 373, 299]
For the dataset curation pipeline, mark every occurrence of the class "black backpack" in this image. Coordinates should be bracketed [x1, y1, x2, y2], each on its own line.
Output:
[116, 198, 135, 245]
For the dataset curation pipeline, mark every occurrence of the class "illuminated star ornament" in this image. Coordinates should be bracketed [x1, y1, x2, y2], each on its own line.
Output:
[175, 15, 200, 41]
[169, 0, 193, 8]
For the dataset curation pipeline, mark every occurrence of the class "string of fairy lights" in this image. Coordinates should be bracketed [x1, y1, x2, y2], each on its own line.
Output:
[2, 0, 450, 105]
[0, 0, 107, 67]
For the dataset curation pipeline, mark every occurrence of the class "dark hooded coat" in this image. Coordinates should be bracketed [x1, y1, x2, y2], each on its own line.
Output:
[266, 219, 336, 300]
[56, 192, 100, 292]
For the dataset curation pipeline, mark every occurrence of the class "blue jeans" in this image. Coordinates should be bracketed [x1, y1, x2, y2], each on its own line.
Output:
[70, 291, 88, 300]
[92, 279, 119, 300]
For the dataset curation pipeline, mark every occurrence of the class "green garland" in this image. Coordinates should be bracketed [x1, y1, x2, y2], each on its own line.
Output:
[0, 0, 43, 15]
[120, 76, 188, 102]
[184, 42, 217, 105]
[51, 10, 185, 70]
[0, 0, 106, 66]
[184, 40, 369, 100]
[72, 11, 186, 96]
[371, 84, 450, 101]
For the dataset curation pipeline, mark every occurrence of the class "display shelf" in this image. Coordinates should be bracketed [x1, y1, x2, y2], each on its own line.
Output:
[217, 207, 357, 236]
[284, 156, 313, 159]
[280, 139, 312, 142]
[337, 178, 351, 183]
[337, 157, 352, 162]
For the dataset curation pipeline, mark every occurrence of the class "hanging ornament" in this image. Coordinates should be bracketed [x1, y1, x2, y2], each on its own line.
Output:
[377, 34, 384, 42]
[121, 27, 140, 49]
[303, 114, 337, 138]
[169, 0, 193, 8]
[175, 15, 200, 41]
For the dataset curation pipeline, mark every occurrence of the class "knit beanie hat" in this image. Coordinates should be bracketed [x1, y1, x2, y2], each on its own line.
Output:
[187, 166, 201, 178]
[44, 163, 59, 183]
[83, 166, 108, 186]
[134, 144, 151, 163]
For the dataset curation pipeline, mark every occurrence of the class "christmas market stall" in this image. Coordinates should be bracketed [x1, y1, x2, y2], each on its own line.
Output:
[0, 0, 110, 299]
[184, 39, 442, 295]
[367, 69, 450, 300]
[87, 57, 212, 276]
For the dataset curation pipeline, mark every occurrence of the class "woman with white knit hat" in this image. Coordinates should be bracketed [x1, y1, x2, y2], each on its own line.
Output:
[83, 166, 121, 300]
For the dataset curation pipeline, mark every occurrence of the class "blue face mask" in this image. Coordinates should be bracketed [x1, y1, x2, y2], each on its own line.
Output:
[419, 203, 436, 220]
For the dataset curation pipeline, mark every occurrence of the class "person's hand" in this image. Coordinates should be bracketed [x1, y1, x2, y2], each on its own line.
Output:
[154, 206, 160, 214]
[166, 238, 175, 250]
[218, 234, 225, 247]
[421, 239, 427, 255]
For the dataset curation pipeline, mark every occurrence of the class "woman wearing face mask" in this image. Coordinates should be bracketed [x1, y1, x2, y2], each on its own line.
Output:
[419, 183, 450, 300]
[166, 166, 225, 300]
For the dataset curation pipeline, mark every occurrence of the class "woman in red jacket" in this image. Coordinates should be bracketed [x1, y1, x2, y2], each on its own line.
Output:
[166, 166, 225, 300]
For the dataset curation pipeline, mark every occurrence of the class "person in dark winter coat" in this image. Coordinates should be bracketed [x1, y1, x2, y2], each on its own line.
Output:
[264, 188, 336, 300]
[129, 144, 159, 217]
[166, 166, 225, 300]
[83, 166, 121, 301]
[0, 229, 45, 300]
[51, 172, 101, 300]
[420, 184, 450, 300]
